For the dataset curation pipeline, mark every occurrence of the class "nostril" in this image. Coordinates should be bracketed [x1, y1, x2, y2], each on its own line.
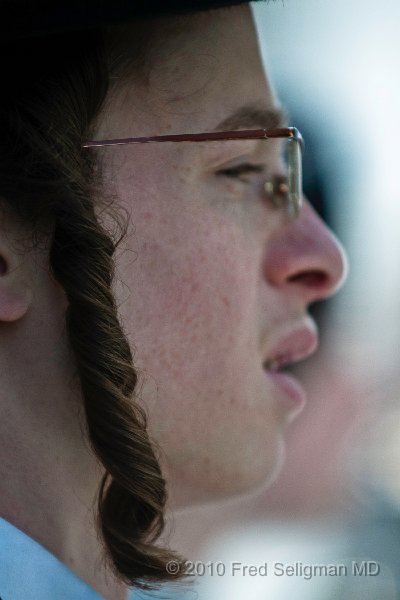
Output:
[287, 270, 329, 288]
[0, 256, 7, 275]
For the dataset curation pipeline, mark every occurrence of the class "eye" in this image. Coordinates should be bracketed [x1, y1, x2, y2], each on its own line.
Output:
[216, 162, 265, 181]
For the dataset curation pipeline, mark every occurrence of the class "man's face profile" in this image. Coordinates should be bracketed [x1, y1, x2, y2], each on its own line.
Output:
[0, 2, 351, 597]
[96, 4, 347, 508]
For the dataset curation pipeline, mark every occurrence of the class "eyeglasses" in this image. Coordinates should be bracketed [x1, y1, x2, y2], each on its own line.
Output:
[83, 126, 303, 217]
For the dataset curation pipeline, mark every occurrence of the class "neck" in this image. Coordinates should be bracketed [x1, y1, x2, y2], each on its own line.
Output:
[0, 350, 128, 599]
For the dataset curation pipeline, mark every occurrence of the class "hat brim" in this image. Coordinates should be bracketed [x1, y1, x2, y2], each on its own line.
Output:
[2, 0, 262, 41]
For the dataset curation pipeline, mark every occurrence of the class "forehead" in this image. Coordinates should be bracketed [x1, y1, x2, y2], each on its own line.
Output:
[101, 5, 277, 138]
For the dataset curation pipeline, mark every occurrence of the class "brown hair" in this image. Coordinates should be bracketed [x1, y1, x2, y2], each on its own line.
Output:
[0, 28, 185, 589]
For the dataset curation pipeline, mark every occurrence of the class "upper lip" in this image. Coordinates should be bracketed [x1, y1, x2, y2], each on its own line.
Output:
[263, 320, 319, 370]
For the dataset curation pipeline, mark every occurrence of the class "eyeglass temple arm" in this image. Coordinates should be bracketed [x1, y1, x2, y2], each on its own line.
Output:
[82, 127, 302, 148]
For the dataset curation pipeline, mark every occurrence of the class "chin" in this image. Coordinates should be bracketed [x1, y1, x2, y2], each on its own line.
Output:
[169, 436, 286, 510]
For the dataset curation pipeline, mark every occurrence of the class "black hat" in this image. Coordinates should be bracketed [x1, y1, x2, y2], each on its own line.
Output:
[2, 0, 264, 41]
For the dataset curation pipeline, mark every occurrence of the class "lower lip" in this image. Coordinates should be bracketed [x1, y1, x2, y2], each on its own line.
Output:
[264, 368, 306, 412]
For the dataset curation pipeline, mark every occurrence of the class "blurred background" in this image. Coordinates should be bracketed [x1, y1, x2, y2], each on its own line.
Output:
[164, 1, 400, 598]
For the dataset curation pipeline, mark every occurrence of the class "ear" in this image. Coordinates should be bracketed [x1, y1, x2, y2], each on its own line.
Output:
[0, 247, 33, 323]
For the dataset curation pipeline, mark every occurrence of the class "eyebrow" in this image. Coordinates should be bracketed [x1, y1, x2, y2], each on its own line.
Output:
[213, 105, 288, 132]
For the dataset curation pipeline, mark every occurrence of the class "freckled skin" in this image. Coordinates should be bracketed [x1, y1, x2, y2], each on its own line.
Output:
[98, 5, 346, 508]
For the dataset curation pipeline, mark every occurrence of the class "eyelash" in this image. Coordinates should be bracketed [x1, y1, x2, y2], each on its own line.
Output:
[217, 163, 265, 180]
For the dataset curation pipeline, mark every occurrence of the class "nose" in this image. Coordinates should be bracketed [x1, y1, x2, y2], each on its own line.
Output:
[263, 199, 348, 304]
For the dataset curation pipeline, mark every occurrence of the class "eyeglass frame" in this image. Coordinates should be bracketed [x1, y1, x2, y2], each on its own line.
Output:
[82, 126, 304, 217]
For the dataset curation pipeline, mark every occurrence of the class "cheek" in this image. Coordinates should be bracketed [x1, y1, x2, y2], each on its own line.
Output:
[128, 231, 255, 382]
[114, 187, 268, 422]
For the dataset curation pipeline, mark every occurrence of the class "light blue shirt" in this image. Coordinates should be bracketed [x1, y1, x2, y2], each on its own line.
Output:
[0, 518, 196, 600]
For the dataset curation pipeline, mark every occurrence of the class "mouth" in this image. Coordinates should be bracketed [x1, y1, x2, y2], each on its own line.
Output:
[263, 354, 297, 372]
[262, 324, 318, 413]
